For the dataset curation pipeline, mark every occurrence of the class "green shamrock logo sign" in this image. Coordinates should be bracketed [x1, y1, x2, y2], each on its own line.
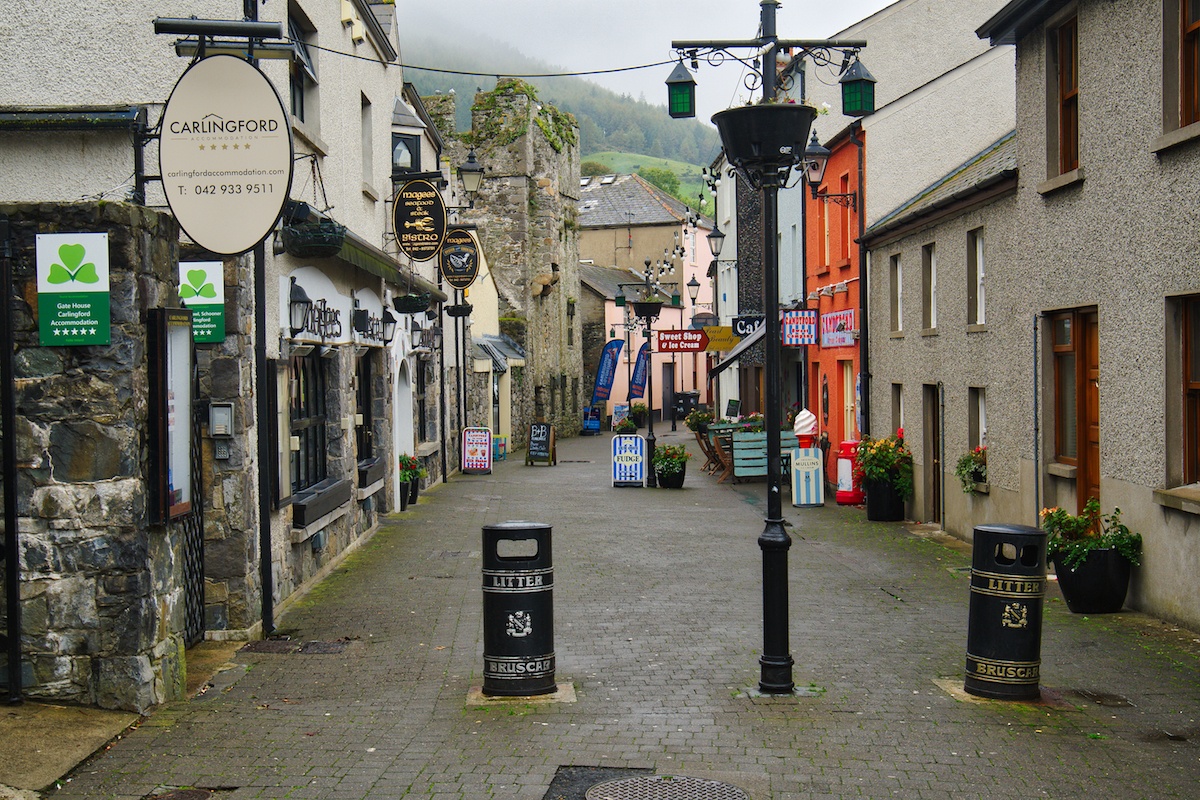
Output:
[179, 268, 218, 300]
[46, 243, 100, 284]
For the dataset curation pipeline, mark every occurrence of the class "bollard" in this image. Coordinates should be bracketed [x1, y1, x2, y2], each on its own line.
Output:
[482, 521, 555, 696]
[964, 524, 1047, 700]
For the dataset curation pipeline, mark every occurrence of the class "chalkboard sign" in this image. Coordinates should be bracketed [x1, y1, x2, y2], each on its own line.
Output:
[725, 399, 741, 418]
[526, 422, 556, 466]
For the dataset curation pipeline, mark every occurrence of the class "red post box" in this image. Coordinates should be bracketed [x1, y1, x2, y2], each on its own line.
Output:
[835, 440, 864, 505]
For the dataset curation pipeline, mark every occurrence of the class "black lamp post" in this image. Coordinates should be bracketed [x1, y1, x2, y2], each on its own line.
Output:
[671, 0, 871, 695]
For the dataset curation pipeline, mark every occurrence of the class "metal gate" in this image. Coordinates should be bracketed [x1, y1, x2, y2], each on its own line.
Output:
[171, 366, 205, 647]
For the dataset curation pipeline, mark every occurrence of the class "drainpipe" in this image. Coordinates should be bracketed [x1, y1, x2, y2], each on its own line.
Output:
[2, 215, 22, 704]
[852, 121, 870, 437]
[1033, 313, 1041, 526]
[246, 0, 274, 636]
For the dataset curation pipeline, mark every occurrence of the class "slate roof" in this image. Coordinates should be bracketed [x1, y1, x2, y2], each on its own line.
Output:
[578, 173, 711, 229]
[864, 131, 1017, 241]
[580, 263, 641, 300]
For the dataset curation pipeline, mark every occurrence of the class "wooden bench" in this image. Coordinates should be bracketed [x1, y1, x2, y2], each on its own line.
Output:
[731, 430, 796, 482]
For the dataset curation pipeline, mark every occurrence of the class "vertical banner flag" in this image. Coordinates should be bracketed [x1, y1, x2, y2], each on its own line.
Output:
[590, 339, 624, 405]
[629, 342, 650, 400]
[179, 261, 225, 343]
[782, 309, 818, 346]
[37, 233, 110, 346]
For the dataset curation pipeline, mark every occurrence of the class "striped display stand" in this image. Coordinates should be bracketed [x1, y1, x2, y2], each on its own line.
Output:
[611, 434, 647, 487]
[791, 447, 825, 507]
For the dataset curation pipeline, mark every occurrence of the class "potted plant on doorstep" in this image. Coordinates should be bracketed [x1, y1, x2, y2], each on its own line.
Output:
[954, 445, 988, 494]
[854, 428, 913, 521]
[630, 401, 649, 428]
[684, 408, 713, 433]
[398, 454, 427, 505]
[652, 443, 691, 489]
[1042, 499, 1142, 613]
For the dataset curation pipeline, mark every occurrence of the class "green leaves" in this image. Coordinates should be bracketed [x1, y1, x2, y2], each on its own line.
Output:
[180, 268, 216, 299]
[47, 243, 100, 284]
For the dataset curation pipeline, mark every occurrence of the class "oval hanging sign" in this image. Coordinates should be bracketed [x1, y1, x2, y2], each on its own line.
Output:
[440, 228, 479, 289]
[159, 55, 293, 255]
[394, 178, 447, 262]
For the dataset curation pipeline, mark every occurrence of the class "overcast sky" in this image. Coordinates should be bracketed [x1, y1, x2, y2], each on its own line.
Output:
[396, 0, 898, 123]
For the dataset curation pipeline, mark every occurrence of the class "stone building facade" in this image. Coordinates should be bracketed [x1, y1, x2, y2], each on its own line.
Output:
[426, 81, 583, 448]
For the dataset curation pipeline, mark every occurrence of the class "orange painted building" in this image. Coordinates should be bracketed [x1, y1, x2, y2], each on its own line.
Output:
[804, 124, 864, 482]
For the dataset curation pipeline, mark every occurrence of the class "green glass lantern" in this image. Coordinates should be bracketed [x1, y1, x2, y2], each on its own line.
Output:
[839, 60, 877, 117]
[666, 61, 697, 119]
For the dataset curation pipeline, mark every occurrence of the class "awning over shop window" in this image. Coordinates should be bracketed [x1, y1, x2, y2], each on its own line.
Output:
[706, 323, 764, 381]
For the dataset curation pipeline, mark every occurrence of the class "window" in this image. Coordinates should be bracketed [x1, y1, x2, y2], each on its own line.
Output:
[840, 173, 852, 263]
[969, 387, 987, 449]
[416, 359, 430, 443]
[289, 350, 327, 494]
[889, 254, 903, 333]
[392, 133, 420, 178]
[361, 94, 373, 191]
[1051, 314, 1078, 462]
[355, 353, 373, 459]
[921, 243, 937, 331]
[1184, 295, 1200, 483]
[1050, 16, 1079, 175]
[967, 228, 986, 325]
[891, 383, 904, 434]
[289, 16, 317, 125]
[1185, 1, 1200, 125]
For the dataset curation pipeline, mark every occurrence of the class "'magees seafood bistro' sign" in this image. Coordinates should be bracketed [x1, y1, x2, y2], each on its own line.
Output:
[159, 55, 293, 255]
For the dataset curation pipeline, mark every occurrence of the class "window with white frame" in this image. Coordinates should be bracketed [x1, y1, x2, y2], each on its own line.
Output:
[891, 383, 904, 434]
[969, 387, 987, 449]
[361, 94, 374, 193]
[967, 228, 986, 325]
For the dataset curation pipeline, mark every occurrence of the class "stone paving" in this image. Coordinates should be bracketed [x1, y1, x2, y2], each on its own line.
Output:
[50, 429, 1200, 799]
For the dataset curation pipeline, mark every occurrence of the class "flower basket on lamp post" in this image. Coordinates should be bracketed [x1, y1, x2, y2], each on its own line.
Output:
[712, 103, 818, 185]
[281, 220, 346, 259]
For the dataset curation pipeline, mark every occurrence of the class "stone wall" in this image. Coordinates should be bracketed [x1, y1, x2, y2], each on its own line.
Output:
[2, 202, 188, 711]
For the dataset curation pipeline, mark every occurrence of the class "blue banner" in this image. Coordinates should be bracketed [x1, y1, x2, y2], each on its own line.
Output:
[629, 342, 650, 399]
[590, 339, 623, 406]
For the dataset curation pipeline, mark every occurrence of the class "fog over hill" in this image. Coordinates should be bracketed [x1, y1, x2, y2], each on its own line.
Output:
[396, 26, 720, 165]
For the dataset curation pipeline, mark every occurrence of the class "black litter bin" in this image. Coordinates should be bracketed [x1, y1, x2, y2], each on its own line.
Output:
[482, 521, 555, 696]
[964, 523, 1047, 700]
[674, 390, 700, 421]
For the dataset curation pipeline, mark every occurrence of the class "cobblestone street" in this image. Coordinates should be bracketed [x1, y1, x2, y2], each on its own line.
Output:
[49, 431, 1200, 799]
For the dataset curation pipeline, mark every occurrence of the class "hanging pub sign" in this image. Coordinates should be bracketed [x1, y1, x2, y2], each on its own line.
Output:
[440, 227, 479, 289]
[179, 261, 225, 343]
[159, 54, 293, 256]
[782, 309, 817, 347]
[36, 232, 110, 346]
[394, 178, 447, 261]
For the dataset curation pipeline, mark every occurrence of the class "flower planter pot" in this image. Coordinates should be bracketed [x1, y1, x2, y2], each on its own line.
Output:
[656, 464, 686, 489]
[282, 221, 346, 259]
[393, 292, 431, 314]
[1052, 548, 1132, 614]
[864, 477, 904, 521]
[397, 480, 409, 511]
[408, 478, 420, 506]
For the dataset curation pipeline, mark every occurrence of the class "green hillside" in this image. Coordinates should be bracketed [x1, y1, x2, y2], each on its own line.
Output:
[584, 152, 712, 217]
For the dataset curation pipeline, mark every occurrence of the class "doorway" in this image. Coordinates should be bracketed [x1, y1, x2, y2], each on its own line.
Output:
[922, 383, 942, 524]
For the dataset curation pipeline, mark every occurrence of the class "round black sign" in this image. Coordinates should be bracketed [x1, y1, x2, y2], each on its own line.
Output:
[440, 228, 479, 290]
[393, 178, 447, 262]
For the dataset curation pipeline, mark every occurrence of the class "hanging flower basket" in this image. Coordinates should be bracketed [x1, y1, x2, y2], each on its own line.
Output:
[281, 220, 346, 259]
[446, 303, 473, 318]
[393, 292, 431, 314]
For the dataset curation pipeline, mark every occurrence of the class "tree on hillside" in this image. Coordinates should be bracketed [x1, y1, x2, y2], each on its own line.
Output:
[582, 161, 611, 176]
[638, 167, 680, 196]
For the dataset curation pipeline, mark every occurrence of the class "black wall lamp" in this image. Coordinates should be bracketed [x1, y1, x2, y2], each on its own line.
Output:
[288, 276, 312, 337]
[804, 131, 858, 210]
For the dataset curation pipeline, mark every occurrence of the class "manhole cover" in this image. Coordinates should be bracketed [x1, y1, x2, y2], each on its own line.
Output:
[586, 775, 749, 800]
[240, 639, 299, 654]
